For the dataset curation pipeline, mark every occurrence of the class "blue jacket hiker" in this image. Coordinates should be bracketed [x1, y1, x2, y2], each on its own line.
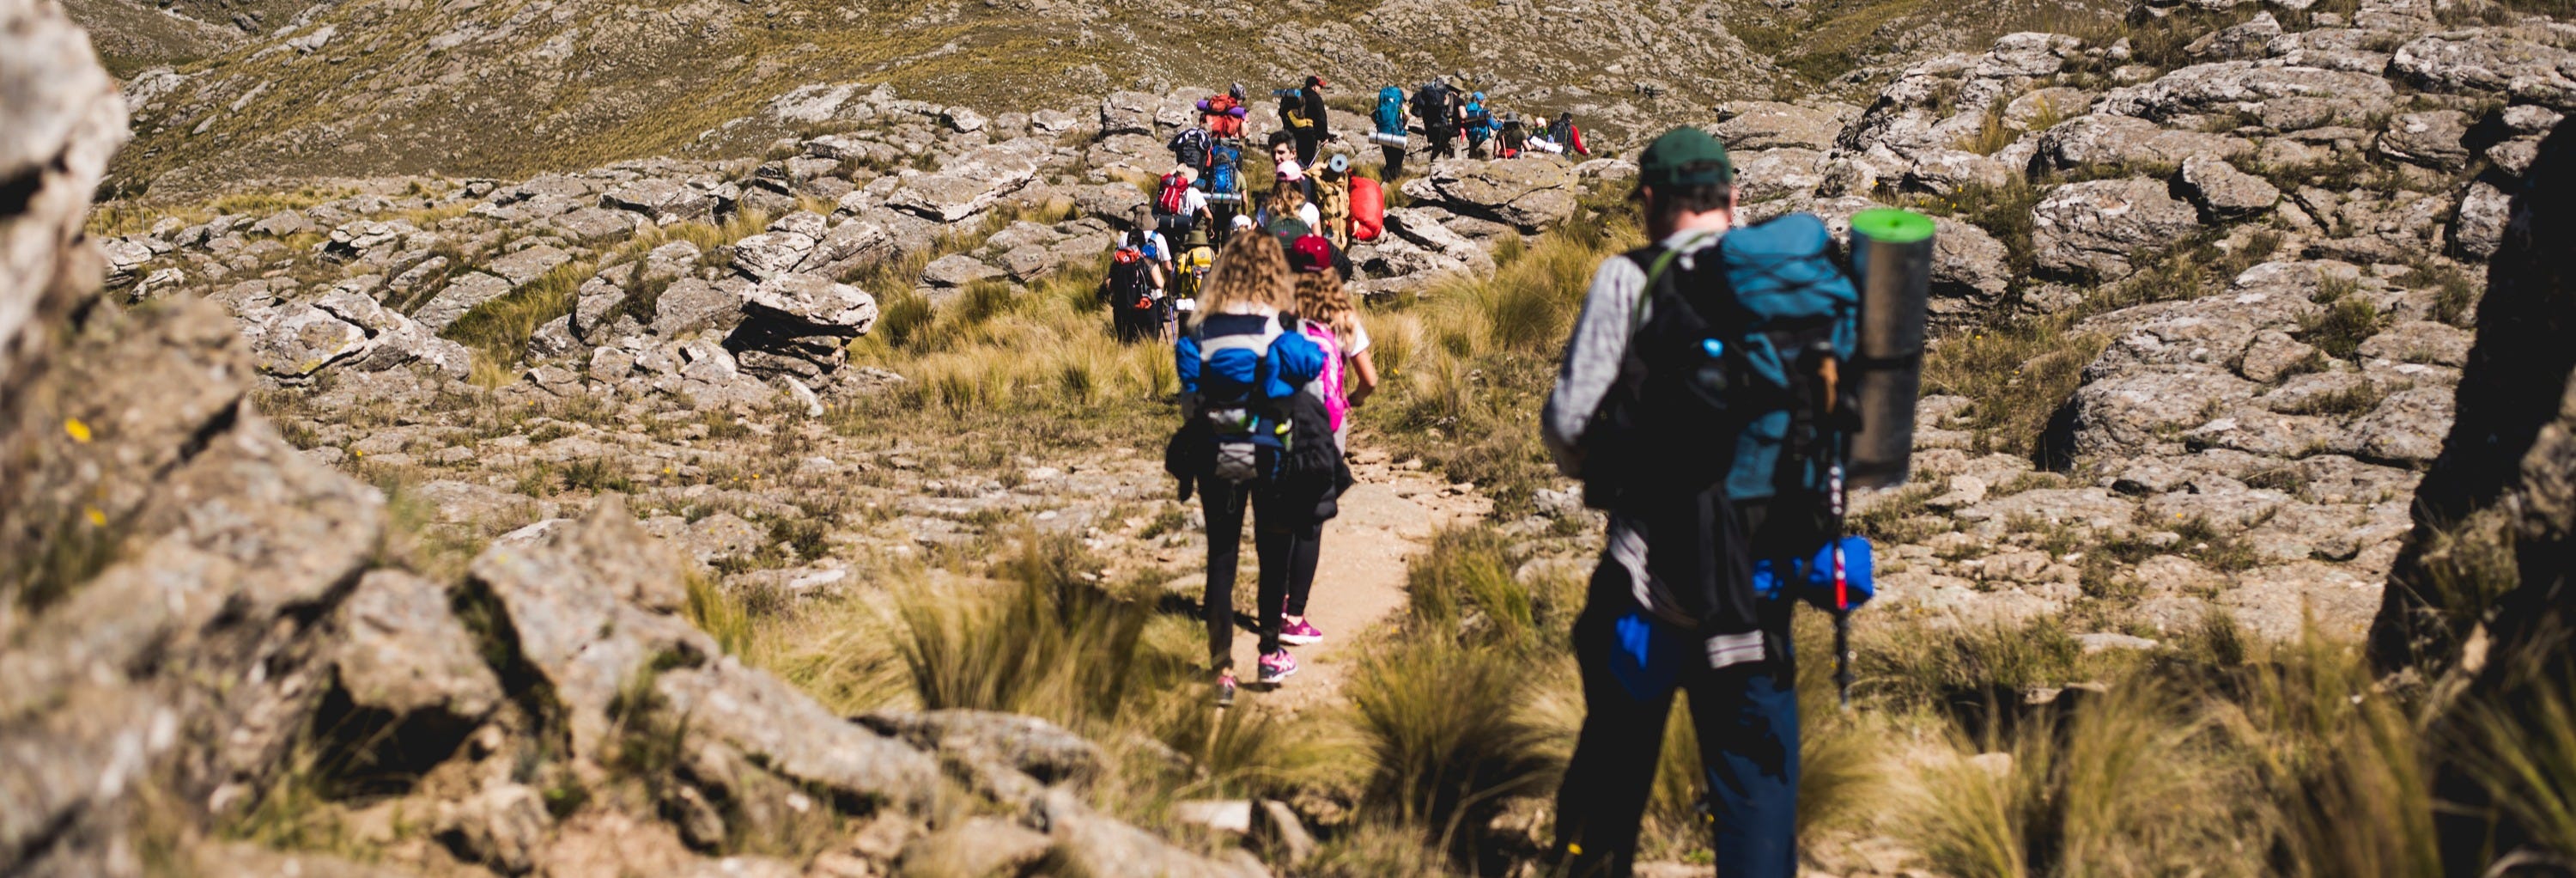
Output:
[1538, 127, 1856, 878]
[1167, 232, 1328, 705]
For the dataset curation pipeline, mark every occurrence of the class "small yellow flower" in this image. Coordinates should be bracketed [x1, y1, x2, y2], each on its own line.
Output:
[84, 507, 106, 527]
[64, 418, 91, 443]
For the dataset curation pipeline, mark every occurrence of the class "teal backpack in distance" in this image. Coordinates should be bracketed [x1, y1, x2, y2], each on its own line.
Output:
[1373, 87, 1406, 135]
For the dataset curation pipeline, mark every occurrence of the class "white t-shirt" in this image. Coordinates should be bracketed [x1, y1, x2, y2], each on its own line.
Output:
[1178, 186, 1210, 216]
[1342, 318, 1371, 356]
[1116, 229, 1170, 262]
[1296, 203, 1321, 229]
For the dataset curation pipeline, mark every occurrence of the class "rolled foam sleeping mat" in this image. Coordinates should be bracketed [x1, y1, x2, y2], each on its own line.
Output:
[1846, 208, 1936, 491]
[1367, 131, 1407, 148]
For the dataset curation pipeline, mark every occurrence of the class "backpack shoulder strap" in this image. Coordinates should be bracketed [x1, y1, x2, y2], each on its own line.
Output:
[1620, 245, 1685, 338]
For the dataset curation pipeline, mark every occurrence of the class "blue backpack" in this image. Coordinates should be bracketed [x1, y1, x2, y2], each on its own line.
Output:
[1186, 313, 1297, 482]
[1581, 213, 1858, 529]
[1373, 87, 1406, 135]
[1204, 142, 1243, 203]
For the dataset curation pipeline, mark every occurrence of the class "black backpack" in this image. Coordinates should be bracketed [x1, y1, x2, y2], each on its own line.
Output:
[1580, 215, 1859, 553]
[1413, 83, 1453, 128]
[1171, 128, 1211, 170]
[1107, 250, 1160, 339]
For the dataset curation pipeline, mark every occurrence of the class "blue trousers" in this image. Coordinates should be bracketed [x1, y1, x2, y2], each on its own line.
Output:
[1549, 561, 1801, 878]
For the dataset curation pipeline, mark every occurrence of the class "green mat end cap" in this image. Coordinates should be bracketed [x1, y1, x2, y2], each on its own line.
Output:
[1851, 208, 1936, 245]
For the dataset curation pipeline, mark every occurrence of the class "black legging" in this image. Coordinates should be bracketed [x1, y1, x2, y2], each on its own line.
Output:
[1200, 477, 1323, 668]
[1294, 133, 1322, 168]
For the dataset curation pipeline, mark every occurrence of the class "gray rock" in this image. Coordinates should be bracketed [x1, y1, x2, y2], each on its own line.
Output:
[2185, 11, 2282, 60]
[1903, 149, 2011, 196]
[414, 271, 515, 332]
[2033, 114, 2253, 172]
[2340, 385, 2453, 465]
[884, 139, 1049, 222]
[859, 709, 1104, 792]
[920, 253, 1005, 289]
[335, 570, 501, 723]
[1731, 149, 1826, 202]
[2175, 154, 2280, 219]
[2099, 61, 2395, 128]
[436, 782, 552, 875]
[547, 206, 645, 244]
[1400, 158, 1579, 232]
[2358, 320, 2474, 367]
[468, 498, 708, 761]
[602, 179, 716, 224]
[313, 290, 472, 378]
[730, 228, 820, 281]
[2069, 364, 2257, 457]
[655, 660, 940, 809]
[897, 816, 1053, 876]
[2030, 177, 2203, 279]
[1928, 216, 2013, 318]
[486, 243, 572, 287]
[653, 277, 743, 338]
[2390, 27, 2576, 109]
[740, 273, 878, 335]
[2453, 178, 2512, 260]
[2377, 110, 2472, 170]
[1099, 90, 1160, 135]
[2004, 87, 2092, 131]
[796, 218, 892, 275]
[1710, 101, 1848, 151]
[242, 303, 368, 379]
[2239, 329, 2320, 382]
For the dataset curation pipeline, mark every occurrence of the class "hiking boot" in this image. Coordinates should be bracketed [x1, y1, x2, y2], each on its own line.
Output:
[1279, 617, 1324, 645]
[1258, 649, 1299, 685]
[1215, 670, 1238, 707]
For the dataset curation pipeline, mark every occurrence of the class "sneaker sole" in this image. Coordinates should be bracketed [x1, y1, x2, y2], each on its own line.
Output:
[1279, 633, 1323, 645]
[1259, 666, 1299, 685]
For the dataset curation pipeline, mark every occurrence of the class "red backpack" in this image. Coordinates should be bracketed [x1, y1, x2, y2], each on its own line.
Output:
[1156, 173, 1189, 215]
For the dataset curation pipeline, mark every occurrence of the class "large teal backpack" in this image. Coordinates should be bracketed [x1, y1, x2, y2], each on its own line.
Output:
[1372, 87, 1406, 135]
[1581, 213, 1858, 531]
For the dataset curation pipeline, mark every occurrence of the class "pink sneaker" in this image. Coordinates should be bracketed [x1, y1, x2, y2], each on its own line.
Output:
[1258, 649, 1299, 685]
[1279, 618, 1324, 645]
[1215, 669, 1238, 707]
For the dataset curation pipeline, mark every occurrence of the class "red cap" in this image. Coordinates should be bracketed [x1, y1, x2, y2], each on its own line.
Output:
[1291, 235, 1334, 273]
[1307, 76, 1327, 89]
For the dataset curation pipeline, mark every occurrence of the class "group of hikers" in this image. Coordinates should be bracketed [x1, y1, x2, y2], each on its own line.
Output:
[1099, 76, 1593, 343]
[1122, 68, 1928, 878]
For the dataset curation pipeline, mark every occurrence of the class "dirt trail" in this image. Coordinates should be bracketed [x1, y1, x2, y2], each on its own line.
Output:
[1211, 448, 1492, 714]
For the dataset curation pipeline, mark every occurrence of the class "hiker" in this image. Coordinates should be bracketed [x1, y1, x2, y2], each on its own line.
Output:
[1537, 127, 1858, 878]
[1154, 164, 1215, 241]
[1199, 83, 1249, 139]
[1170, 232, 1331, 704]
[1101, 224, 1168, 343]
[1119, 205, 1174, 275]
[1463, 92, 1496, 158]
[1413, 78, 1463, 161]
[1497, 113, 1529, 159]
[1549, 112, 1593, 157]
[1174, 228, 1217, 319]
[1206, 137, 1247, 242]
[1370, 86, 1411, 179]
[1267, 131, 1314, 203]
[1272, 234, 1372, 648]
[1170, 127, 1214, 178]
[1312, 154, 1354, 249]
[1264, 184, 1320, 238]
[1291, 76, 1332, 168]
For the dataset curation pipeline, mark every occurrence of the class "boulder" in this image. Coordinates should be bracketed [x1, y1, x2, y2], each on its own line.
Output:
[312, 290, 474, 378]
[2175, 154, 2281, 219]
[1400, 158, 1579, 232]
[549, 206, 646, 244]
[1730, 149, 1827, 202]
[241, 302, 368, 380]
[2453, 177, 2512, 259]
[920, 253, 1005, 289]
[1903, 149, 2012, 196]
[2030, 177, 2203, 279]
[1928, 216, 2013, 318]
[740, 273, 878, 335]
[414, 271, 515, 332]
[654, 660, 940, 810]
[882, 140, 1048, 223]
[1100, 90, 1160, 135]
[2098, 61, 2396, 128]
[653, 277, 744, 338]
[467, 499, 707, 761]
[2389, 27, 2576, 110]
[2378, 110, 2472, 171]
[603, 178, 717, 224]
[2032, 114, 2253, 172]
[1710, 101, 1848, 151]
[334, 570, 502, 723]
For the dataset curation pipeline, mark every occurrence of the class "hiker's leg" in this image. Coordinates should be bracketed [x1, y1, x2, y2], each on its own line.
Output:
[1283, 517, 1321, 618]
[1201, 479, 1249, 670]
[1250, 489, 1301, 655]
[1550, 560, 1677, 877]
[1688, 607, 1801, 878]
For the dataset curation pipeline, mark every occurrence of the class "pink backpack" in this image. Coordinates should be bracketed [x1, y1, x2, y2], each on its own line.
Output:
[1297, 320, 1348, 433]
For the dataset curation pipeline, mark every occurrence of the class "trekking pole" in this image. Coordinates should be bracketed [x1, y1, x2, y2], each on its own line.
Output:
[1830, 462, 1855, 711]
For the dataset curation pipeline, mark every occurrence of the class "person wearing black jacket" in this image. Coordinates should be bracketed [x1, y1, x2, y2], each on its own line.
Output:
[1295, 76, 1332, 168]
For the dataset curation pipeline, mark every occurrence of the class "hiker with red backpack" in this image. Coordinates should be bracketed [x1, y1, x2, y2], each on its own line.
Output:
[1103, 207, 1171, 341]
[1169, 233, 1334, 703]
[1153, 164, 1214, 242]
[1199, 83, 1249, 139]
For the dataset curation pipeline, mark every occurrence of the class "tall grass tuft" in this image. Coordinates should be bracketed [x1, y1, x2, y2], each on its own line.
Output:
[1347, 637, 1562, 834]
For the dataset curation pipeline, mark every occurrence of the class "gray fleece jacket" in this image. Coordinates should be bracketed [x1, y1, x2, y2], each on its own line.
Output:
[1539, 228, 1766, 669]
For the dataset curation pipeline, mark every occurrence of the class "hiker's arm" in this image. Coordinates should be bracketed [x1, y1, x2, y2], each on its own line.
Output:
[1176, 332, 1202, 394]
[1346, 348, 1379, 405]
[1540, 257, 1645, 479]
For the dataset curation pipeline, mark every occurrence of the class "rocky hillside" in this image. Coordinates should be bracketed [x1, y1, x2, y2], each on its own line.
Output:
[1, 3, 1290, 875]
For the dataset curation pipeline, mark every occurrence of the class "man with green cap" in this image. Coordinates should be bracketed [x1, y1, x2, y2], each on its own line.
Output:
[1537, 126, 1803, 878]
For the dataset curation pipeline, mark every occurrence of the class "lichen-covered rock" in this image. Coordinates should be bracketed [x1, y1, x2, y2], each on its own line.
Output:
[1400, 158, 1579, 232]
[2030, 177, 2203, 279]
[2175, 154, 2280, 219]
[1710, 101, 1849, 151]
[333, 570, 501, 723]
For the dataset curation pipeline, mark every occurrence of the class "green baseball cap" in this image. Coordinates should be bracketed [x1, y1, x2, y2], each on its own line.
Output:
[1637, 127, 1732, 187]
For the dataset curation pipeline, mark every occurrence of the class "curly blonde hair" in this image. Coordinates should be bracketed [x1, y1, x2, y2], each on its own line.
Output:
[1294, 267, 1360, 344]
[1191, 231, 1296, 328]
